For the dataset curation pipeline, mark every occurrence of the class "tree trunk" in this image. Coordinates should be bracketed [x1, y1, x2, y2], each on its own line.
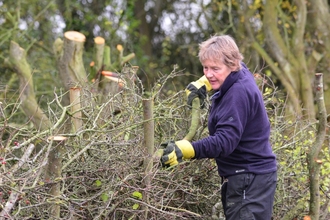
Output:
[8, 41, 52, 131]
[307, 73, 327, 220]
[308, 0, 330, 117]
[262, 0, 315, 119]
[132, 0, 157, 90]
[53, 31, 88, 107]
[58, 31, 87, 88]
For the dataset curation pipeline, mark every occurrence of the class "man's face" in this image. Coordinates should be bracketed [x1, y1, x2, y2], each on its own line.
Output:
[202, 59, 235, 90]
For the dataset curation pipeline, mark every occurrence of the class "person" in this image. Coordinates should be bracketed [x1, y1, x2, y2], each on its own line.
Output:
[161, 35, 277, 220]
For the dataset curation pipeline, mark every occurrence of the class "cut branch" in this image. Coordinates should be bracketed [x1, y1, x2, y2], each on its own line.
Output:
[54, 31, 87, 92]
[183, 98, 200, 141]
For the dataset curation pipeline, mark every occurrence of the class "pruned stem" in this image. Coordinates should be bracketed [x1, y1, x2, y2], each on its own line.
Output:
[184, 98, 201, 141]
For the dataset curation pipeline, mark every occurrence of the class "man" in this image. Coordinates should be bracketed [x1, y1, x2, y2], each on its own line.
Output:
[161, 35, 277, 220]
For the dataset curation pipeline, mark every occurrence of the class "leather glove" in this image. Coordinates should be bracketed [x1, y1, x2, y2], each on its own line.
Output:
[185, 76, 212, 108]
[161, 140, 195, 167]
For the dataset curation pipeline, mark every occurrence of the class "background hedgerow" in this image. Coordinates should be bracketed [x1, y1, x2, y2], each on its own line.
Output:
[0, 67, 329, 219]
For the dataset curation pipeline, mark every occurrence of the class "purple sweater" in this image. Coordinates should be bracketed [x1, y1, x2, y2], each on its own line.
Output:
[192, 64, 277, 177]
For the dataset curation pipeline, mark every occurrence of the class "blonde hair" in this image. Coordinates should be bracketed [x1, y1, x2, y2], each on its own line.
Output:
[198, 35, 244, 70]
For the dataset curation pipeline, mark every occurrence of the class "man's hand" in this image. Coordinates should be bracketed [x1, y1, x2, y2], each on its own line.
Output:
[161, 140, 195, 167]
[185, 76, 212, 108]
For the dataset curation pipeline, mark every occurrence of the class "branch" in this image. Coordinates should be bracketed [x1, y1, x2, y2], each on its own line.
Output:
[263, 0, 299, 87]
[0, 144, 35, 219]
[62, 141, 95, 170]
[54, 31, 87, 92]
[251, 41, 302, 117]
[291, 0, 307, 57]
[307, 73, 327, 219]
[183, 98, 200, 141]
[9, 41, 52, 131]
[310, 73, 327, 156]
[0, 190, 19, 220]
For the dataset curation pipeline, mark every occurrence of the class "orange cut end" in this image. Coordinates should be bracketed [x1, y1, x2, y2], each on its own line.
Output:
[315, 159, 322, 164]
[94, 36, 105, 44]
[117, 44, 123, 51]
[102, 71, 119, 77]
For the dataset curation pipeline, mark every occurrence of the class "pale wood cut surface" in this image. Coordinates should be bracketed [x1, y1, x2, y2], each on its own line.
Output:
[64, 31, 86, 42]
[94, 36, 105, 44]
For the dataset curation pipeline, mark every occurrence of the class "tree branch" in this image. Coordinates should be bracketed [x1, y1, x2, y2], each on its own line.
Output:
[307, 73, 327, 219]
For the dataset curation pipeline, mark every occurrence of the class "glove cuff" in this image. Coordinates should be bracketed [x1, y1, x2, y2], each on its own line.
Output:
[196, 75, 212, 92]
[175, 140, 195, 159]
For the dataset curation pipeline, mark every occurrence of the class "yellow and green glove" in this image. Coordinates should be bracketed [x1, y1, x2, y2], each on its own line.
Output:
[161, 140, 195, 167]
[185, 75, 212, 108]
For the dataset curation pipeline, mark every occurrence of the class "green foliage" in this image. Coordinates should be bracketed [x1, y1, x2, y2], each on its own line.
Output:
[95, 179, 102, 187]
[101, 193, 109, 202]
[132, 203, 139, 210]
[131, 191, 142, 200]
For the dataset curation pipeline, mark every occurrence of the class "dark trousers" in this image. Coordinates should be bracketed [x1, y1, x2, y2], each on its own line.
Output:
[221, 171, 277, 220]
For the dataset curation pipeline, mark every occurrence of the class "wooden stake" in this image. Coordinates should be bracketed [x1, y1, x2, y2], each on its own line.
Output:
[47, 136, 67, 218]
[93, 36, 105, 85]
[70, 87, 83, 132]
[142, 98, 154, 218]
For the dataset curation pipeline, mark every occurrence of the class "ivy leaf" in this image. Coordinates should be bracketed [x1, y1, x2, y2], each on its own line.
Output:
[132, 191, 142, 200]
[132, 203, 139, 210]
[95, 180, 102, 187]
[100, 193, 109, 202]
